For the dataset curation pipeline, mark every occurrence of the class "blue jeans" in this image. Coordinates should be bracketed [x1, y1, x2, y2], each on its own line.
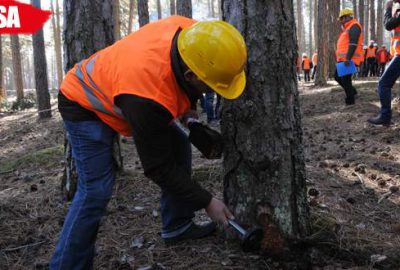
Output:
[378, 56, 400, 120]
[51, 121, 194, 269]
[205, 92, 215, 123]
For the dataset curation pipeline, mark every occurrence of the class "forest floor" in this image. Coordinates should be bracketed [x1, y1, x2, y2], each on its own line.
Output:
[1, 79, 400, 270]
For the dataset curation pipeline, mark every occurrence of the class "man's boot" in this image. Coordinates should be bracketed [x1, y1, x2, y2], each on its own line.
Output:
[367, 114, 391, 126]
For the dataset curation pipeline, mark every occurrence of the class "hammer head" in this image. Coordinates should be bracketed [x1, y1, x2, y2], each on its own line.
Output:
[241, 227, 263, 252]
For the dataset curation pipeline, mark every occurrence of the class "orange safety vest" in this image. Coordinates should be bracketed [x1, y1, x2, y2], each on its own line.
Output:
[377, 49, 389, 63]
[366, 47, 377, 58]
[336, 18, 364, 65]
[302, 57, 311, 70]
[312, 53, 318, 66]
[390, 25, 400, 56]
[60, 16, 195, 136]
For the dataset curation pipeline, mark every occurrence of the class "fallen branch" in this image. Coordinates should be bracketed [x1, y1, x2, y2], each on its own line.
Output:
[0, 241, 46, 253]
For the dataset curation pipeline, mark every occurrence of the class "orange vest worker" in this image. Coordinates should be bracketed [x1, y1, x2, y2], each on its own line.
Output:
[336, 18, 364, 65]
[312, 52, 318, 66]
[390, 25, 400, 56]
[303, 57, 311, 70]
[60, 16, 196, 136]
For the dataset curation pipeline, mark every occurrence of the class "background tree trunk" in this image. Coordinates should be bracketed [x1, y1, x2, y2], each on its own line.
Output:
[128, 0, 136, 33]
[50, 0, 63, 88]
[365, 0, 369, 42]
[114, 0, 121, 40]
[313, 0, 318, 51]
[353, 0, 358, 18]
[64, 0, 115, 71]
[137, 0, 149, 27]
[157, 0, 162, 19]
[31, 0, 51, 119]
[369, 0, 376, 41]
[359, 0, 364, 42]
[315, 0, 328, 85]
[10, 34, 24, 102]
[309, 0, 313, 56]
[327, 0, 340, 79]
[376, 0, 383, 45]
[170, 0, 175, 15]
[296, 0, 304, 53]
[176, 0, 192, 18]
[222, 0, 310, 263]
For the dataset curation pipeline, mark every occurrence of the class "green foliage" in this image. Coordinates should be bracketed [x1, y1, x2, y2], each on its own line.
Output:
[0, 145, 63, 173]
[11, 92, 36, 111]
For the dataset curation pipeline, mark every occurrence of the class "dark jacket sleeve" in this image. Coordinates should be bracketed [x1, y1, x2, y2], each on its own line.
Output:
[385, 7, 400, 31]
[346, 24, 361, 61]
[115, 94, 212, 211]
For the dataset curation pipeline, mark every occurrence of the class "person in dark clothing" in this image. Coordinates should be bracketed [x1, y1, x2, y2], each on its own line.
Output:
[301, 53, 313, 82]
[368, 0, 400, 126]
[376, 45, 390, 76]
[335, 8, 363, 105]
[365, 40, 378, 77]
[51, 17, 247, 269]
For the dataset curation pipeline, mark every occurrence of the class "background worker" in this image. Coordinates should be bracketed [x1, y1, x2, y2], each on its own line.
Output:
[311, 50, 318, 80]
[376, 45, 390, 76]
[368, 0, 400, 126]
[366, 40, 378, 76]
[50, 16, 247, 269]
[301, 53, 313, 82]
[335, 8, 364, 105]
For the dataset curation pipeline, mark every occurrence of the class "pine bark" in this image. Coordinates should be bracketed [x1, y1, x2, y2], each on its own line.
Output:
[309, 0, 313, 56]
[114, 0, 121, 40]
[377, 0, 383, 45]
[315, 0, 328, 85]
[353, 0, 358, 18]
[10, 34, 24, 102]
[128, 0, 136, 33]
[296, 0, 304, 53]
[222, 0, 310, 263]
[369, 0, 376, 41]
[64, 0, 115, 71]
[32, 0, 51, 118]
[176, 0, 192, 18]
[138, 0, 149, 27]
[50, 0, 63, 88]
[365, 0, 369, 42]
[170, 0, 175, 15]
[327, 0, 340, 79]
[359, 0, 364, 35]
[313, 0, 318, 50]
[157, 0, 162, 19]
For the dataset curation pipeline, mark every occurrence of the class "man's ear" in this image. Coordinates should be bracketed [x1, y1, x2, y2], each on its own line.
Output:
[183, 70, 197, 82]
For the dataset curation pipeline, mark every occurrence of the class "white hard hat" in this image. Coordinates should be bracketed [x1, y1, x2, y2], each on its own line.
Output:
[302, 53, 307, 57]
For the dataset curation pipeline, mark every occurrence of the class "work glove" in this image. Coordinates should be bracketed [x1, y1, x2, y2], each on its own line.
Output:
[188, 120, 223, 159]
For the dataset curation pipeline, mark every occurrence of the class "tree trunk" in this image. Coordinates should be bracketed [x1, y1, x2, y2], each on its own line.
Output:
[176, 0, 192, 18]
[170, 0, 175, 15]
[210, 0, 215, 17]
[359, 0, 364, 37]
[327, 0, 340, 79]
[137, 0, 149, 27]
[157, 0, 162, 19]
[114, 0, 121, 40]
[315, 0, 328, 85]
[377, 0, 383, 45]
[0, 36, 4, 105]
[313, 0, 318, 51]
[296, 0, 304, 53]
[222, 0, 310, 264]
[341, 0, 345, 8]
[309, 0, 313, 56]
[31, 0, 51, 118]
[365, 0, 369, 42]
[353, 0, 358, 18]
[128, 0, 136, 33]
[64, 0, 115, 72]
[10, 34, 24, 102]
[369, 0, 376, 41]
[50, 0, 63, 88]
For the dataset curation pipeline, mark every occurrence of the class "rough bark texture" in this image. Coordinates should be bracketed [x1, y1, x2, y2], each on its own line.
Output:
[50, 0, 63, 88]
[0, 37, 4, 104]
[10, 34, 24, 101]
[309, 0, 313, 56]
[365, 0, 369, 42]
[138, 0, 149, 27]
[157, 0, 162, 19]
[222, 0, 310, 263]
[359, 0, 364, 39]
[114, 0, 121, 40]
[64, 0, 115, 72]
[31, 0, 51, 119]
[353, 0, 358, 18]
[315, 0, 328, 85]
[296, 0, 304, 53]
[128, 0, 136, 33]
[377, 0, 383, 45]
[369, 0, 376, 41]
[170, 0, 175, 15]
[313, 0, 318, 50]
[176, 0, 192, 18]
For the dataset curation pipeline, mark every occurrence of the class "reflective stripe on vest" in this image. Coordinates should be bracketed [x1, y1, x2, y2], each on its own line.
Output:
[391, 27, 400, 56]
[336, 19, 364, 65]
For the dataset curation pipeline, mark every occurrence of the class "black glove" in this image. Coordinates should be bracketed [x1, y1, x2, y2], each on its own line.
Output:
[188, 122, 223, 159]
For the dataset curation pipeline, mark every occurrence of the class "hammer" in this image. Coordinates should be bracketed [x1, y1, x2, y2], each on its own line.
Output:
[228, 220, 263, 252]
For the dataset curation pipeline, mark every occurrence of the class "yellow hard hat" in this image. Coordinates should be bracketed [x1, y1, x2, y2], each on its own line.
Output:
[339, 8, 354, 18]
[178, 21, 247, 100]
